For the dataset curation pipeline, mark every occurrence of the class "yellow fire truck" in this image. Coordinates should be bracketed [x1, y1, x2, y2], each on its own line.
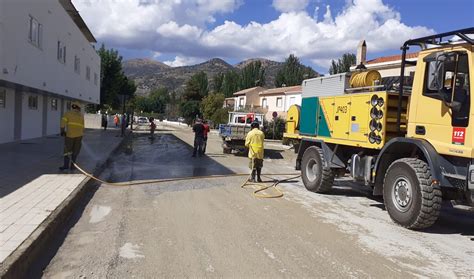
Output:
[284, 28, 474, 229]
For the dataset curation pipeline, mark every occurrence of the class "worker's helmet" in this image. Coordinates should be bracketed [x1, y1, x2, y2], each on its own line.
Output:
[251, 120, 259, 129]
[71, 101, 81, 110]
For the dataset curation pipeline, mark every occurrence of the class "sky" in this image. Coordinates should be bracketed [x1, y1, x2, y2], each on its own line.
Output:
[73, 0, 474, 73]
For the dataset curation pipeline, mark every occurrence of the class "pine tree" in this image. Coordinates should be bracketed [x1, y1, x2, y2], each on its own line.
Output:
[328, 53, 356, 74]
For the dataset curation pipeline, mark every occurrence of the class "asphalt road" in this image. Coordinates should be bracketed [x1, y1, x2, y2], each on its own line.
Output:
[43, 123, 474, 278]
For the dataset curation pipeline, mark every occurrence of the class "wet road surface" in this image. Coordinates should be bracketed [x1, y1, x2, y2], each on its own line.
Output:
[42, 123, 474, 278]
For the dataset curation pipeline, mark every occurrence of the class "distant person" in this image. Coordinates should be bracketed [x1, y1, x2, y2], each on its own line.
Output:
[59, 101, 84, 171]
[101, 113, 108, 131]
[202, 120, 210, 154]
[114, 114, 119, 128]
[121, 114, 127, 137]
[149, 117, 156, 139]
[192, 118, 205, 157]
[245, 120, 264, 182]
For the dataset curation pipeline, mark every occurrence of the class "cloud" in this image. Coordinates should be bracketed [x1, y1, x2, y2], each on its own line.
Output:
[75, 0, 434, 68]
[164, 55, 205, 67]
[272, 0, 310, 13]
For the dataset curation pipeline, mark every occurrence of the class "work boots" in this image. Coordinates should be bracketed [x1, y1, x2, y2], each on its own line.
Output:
[59, 156, 70, 171]
[249, 170, 256, 182]
[256, 168, 263, 183]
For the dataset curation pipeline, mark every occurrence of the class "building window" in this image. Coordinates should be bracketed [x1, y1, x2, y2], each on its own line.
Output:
[289, 96, 296, 105]
[86, 66, 91, 80]
[28, 95, 38, 110]
[28, 16, 42, 49]
[276, 97, 283, 108]
[74, 56, 80, 74]
[239, 97, 244, 107]
[51, 98, 58, 111]
[66, 101, 71, 111]
[57, 41, 66, 63]
[262, 98, 267, 108]
[94, 73, 98, 85]
[0, 89, 6, 108]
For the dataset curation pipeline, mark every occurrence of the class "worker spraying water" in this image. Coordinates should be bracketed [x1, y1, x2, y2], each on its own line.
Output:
[245, 120, 264, 183]
[59, 101, 84, 171]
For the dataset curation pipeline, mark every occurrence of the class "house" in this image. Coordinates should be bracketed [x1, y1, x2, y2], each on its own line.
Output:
[223, 97, 235, 109]
[232, 86, 265, 111]
[0, 0, 100, 144]
[259, 85, 302, 121]
[351, 40, 418, 78]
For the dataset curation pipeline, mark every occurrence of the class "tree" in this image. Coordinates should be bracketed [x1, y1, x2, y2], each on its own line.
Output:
[329, 53, 356, 74]
[221, 71, 240, 97]
[240, 61, 265, 89]
[275, 54, 317, 87]
[180, 71, 209, 124]
[212, 73, 225, 93]
[97, 44, 136, 110]
[201, 93, 229, 127]
[183, 71, 209, 101]
[180, 100, 201, 125]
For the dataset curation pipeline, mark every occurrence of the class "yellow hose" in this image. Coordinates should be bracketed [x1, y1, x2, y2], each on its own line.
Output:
[72, 162, 300, 199]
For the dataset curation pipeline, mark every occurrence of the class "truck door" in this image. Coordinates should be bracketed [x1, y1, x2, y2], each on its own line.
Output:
[408, 50, 472, 157]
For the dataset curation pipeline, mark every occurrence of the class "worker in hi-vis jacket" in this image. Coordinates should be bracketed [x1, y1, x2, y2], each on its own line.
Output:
[245, 120, 264, 182]
[59, 101, 84, 171]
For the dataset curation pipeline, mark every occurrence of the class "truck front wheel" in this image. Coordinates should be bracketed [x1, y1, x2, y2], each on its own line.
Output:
[301, 146, 334, 193]
[383, 158, 442, 230]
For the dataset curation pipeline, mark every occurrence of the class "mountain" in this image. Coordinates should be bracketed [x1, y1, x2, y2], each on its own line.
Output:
[123, 58, 170, 78]
[122, 57, 312, 96]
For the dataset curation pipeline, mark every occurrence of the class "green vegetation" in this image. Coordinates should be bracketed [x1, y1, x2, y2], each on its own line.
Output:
[263, 116, 286, 140]
[275, 54, 317, 87]
[180, 71, 209, 124]
[201, 93, 229, 127]
[97, 44, 136, 110]
[213, 61, 266, 97]
[134, 88, 170, 114]
[329, 53, 356, 74]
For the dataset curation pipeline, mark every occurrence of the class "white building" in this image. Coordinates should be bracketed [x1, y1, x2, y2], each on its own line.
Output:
[0, 0, 100, 144]
[259, 85, 302, 120]
[232, 86, 265, 111]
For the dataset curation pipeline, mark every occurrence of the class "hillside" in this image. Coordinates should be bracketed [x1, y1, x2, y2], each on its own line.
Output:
[122, 57, 312, 96]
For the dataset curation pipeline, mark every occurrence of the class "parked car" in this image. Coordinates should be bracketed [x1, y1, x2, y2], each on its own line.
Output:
[137, 117, 149, 125]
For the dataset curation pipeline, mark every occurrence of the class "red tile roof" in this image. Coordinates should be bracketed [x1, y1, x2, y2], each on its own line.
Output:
[366, 52, 419, 65]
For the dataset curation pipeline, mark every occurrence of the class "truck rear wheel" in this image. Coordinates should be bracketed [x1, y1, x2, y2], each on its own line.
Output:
[383, 158, 442, 230]
[301, 146, 334, 193]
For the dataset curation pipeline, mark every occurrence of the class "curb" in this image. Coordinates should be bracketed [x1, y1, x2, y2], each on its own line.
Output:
[0, 134, 128, 279]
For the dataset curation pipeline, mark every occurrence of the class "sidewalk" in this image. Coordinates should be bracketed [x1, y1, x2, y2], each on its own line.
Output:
[0, 128, 124, 267]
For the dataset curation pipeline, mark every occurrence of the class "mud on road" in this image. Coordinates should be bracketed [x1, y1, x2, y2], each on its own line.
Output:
[42, 123, 474, 278]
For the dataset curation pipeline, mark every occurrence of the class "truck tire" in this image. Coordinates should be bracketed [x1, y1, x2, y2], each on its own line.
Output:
[383, 158, 442, 230]
[301, 146, 335, 193]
